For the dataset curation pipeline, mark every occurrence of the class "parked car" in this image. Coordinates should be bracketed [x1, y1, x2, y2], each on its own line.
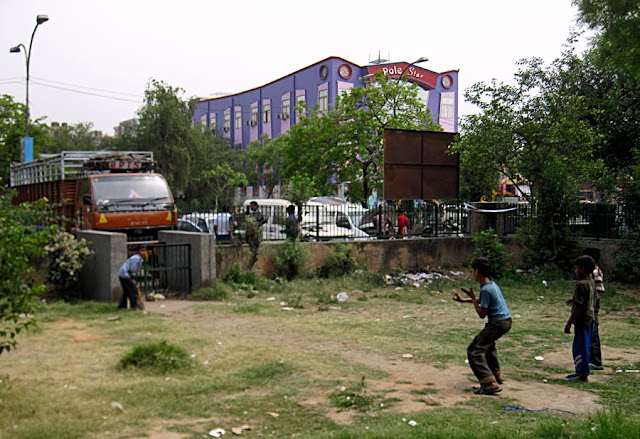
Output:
[177, 217, 208, 233]
[301, 202, 369, 240]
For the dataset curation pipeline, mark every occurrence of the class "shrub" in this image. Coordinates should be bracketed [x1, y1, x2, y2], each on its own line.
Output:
[472, 228, 509, 279]
[317, 243, 361, 278]
[44, 231, 93, 299]
[614, 227, 640, 282]
[273, 242, 308, 280]
[119, 339, 193, 374]
[189, 283, 231, 301]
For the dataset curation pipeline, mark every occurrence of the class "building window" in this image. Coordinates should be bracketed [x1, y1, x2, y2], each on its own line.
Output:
[223, 113, 231, 132]
[281, 98, 290, 119]
[318, 89, 328, 113]
[250, 107, 258, 126]
[440, 95, 454, 119]
[235, 111, 242, 129]
[263, 104, 271, 123]
[210, 116, 217, 130]
[296, 94, 306, 116]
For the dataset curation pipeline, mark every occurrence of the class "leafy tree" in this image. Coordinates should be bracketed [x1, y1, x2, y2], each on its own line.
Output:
[0, 94, 50, 184]
[183, 124, 242, 210]
[47, 122, 110, 153]
[573, 0, 640, 77]
[279, 72, 441, 204]
[0, 193, 51, 354]
[244, 136, 284, 198]
[454, 47, 601, 271]
[135, 79, 194, 192]
[199, 163, 248, 212]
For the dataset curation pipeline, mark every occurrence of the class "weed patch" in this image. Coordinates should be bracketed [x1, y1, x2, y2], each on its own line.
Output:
[119, 339, 194, 374]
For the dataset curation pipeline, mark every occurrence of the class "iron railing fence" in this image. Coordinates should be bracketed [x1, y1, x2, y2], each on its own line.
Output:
[505, 202, 640, 240]
[178, 201, 468, 242]
[127, 242, 192, 294]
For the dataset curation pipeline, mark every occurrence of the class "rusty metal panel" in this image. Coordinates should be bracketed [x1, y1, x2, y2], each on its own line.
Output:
[383, 129, 459, 200]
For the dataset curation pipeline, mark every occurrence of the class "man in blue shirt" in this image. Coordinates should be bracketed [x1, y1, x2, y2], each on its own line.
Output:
[453, 257, 512, 395]
[117, 246, 147, 310]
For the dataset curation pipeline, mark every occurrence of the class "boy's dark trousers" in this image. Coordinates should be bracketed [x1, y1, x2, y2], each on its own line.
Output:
[118, 276, 139, 310]
[590, 297, 602, 367]
[573, 323, 592, 377]
[468, 318, 512, 385]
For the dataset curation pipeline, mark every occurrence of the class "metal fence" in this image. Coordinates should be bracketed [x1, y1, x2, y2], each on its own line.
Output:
[179, 200, 640, 242]
[128, 242, 192, 293]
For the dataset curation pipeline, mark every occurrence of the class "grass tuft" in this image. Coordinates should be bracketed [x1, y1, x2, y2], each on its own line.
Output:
[119, 339, 193, 374]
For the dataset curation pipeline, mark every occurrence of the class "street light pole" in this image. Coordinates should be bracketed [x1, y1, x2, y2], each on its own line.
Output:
[10, 14, 49, 138]
[399, 56, 429, 81]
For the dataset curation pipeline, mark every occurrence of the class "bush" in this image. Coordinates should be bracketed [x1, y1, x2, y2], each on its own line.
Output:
[222, 261, 272, 290]
[44, 230, 93, 299]
[273, 242, 308, 280]
[614, 227, 640, 282]
[317, 243, 361, 278]
[472, 228, 509, 279]
[189, 283, 232, 301]
[119, 339, 193, 374]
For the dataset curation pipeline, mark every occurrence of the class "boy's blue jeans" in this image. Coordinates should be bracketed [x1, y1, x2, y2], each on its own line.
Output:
[572, 323, 593, 377]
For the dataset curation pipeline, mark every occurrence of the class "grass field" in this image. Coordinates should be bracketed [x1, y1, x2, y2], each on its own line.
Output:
[1, 269, 639, 438]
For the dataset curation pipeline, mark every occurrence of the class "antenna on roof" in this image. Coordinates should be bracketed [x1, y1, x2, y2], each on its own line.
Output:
[369, 50, 389, 65]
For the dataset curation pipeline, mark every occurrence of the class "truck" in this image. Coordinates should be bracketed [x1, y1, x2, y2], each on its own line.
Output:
[10, 151, 177, 242]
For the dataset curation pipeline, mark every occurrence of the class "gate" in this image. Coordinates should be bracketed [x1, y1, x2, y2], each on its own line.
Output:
[129, 243, 192, 294]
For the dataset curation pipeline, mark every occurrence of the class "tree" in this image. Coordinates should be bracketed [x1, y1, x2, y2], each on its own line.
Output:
[135, 79, 194, 192]
[199, 163, 248, 212]
[0, 194, 50, 354]
[279, 73, 441, 204]
[454, 48, 601, 270]
[573, 0, 640, 77]
[47, 122, 110, 153]
[0, 94, 50, 183]
[244, 136, 284, 198]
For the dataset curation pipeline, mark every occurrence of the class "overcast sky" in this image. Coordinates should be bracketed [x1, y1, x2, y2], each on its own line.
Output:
[1, 0, 589, 135]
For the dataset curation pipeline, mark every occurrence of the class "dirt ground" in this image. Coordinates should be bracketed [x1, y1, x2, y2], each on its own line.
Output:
[144, 299, 639, 427]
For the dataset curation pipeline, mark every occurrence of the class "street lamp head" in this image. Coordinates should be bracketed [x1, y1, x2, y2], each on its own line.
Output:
[413, 57, 429, 64]
[10, 45, 22, 53]
[36, 15, 49, 25]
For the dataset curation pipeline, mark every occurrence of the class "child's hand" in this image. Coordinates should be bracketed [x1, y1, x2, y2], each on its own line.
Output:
[461, 287, 476, 300]
[452, 290, 463, 302]
[565, 298, 573, 306]
[564, 322, 572, 334]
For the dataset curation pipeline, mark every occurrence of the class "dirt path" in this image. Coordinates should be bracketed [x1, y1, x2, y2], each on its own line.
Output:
[145, 300, 604, 422]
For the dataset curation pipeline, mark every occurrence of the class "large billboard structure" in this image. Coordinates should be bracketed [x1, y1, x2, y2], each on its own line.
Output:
[383, 129, 459, 200]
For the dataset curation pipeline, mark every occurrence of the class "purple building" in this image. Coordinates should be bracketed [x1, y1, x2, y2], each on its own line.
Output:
[194, 56, 458, 151]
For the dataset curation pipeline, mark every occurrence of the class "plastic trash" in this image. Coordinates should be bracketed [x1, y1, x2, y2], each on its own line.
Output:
[408, 420, 418, 427]
[535, 356, 544, 361]
[111, 402, 124, 412]
[208, 428, 225, 437]
[337, 292, 348, 302]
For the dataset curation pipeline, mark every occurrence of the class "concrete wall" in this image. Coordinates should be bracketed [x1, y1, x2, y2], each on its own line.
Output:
[78, 230, 127, 302]
[159, 231, 216, 291]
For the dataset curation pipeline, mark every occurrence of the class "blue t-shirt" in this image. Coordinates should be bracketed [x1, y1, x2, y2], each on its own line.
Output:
[479, 281, 511, 323]
[118, 254, 143, 279]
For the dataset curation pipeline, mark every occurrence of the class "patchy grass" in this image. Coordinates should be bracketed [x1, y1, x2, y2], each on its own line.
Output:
[1, 270, 639, 438]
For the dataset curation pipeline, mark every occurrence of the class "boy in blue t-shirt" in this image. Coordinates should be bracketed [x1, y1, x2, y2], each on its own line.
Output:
[453, 257, 512, 395]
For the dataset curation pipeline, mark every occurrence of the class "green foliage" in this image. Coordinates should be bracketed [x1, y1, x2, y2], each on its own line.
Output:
[613, 227, 640, 282]
[0, 193, 52, 354]
[43, 230, 93, 299]
[273, 242, 308, 280]
[233, 361, 294, 386]
[279, 72, 440, 203]
[198, 162, 247, 212]
[328, 377, 389, 412]
[46, 122, 110, 153]
[189, 283, 231, 301]
[222, 261, 272, 291]
[244, 136, 284, 198]
[472, 228, 509, 279]
[134, 79, 194, 192]
[317, 243, 361, 278]
[119, 339, 193, 374]
[244, 217, 262, 269]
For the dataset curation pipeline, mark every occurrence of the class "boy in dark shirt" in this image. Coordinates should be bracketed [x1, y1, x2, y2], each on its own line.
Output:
[564, 255, 596, 382]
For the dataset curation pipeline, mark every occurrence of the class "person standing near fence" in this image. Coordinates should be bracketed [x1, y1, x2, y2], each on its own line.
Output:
[117, 245, 147, 311]
[213, 205, 233, 242]
[583, 248, 605, 371]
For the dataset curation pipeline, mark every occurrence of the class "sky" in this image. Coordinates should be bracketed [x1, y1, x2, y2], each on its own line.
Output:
[0, 0, 590, 136]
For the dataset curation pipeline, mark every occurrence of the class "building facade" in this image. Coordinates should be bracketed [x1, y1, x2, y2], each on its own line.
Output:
[194, 56, 458, 151]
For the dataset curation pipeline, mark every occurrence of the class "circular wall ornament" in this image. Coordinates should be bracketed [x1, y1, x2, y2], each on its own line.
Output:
[441, 74, 453, 89]
[338, 63, 352, 80]
[319, 64, 328, 80]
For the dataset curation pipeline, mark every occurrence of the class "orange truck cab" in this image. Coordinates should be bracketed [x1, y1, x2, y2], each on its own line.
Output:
[10, 151, 177, 242]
